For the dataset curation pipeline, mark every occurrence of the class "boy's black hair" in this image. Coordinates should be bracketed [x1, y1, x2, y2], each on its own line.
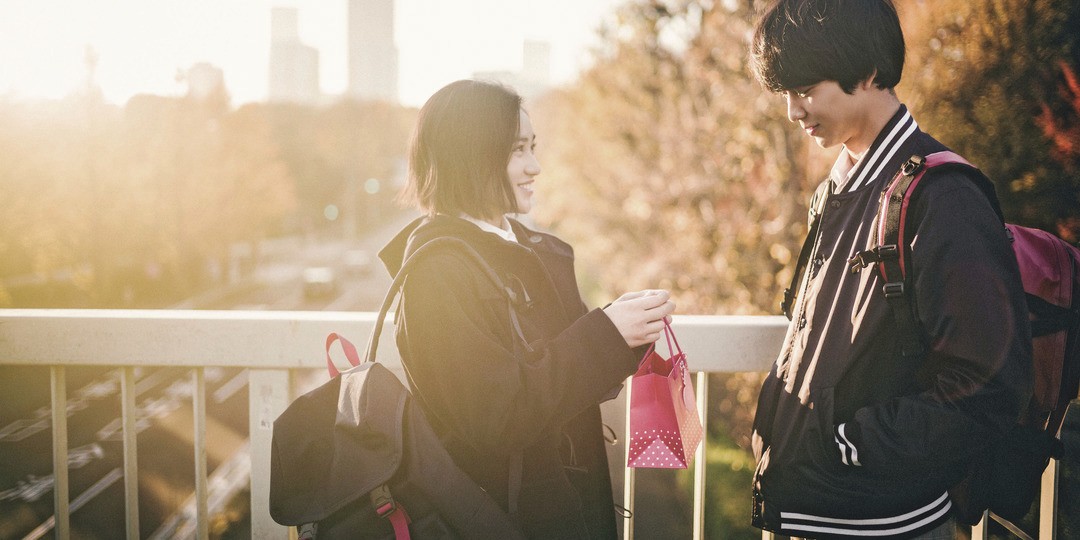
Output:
[749, 0, 905, 94]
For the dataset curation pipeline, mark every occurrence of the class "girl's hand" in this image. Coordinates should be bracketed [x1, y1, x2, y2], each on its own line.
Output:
[603, 289, 675, 348]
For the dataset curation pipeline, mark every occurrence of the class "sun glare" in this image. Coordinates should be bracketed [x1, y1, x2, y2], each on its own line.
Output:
[0, 0, 621, 107]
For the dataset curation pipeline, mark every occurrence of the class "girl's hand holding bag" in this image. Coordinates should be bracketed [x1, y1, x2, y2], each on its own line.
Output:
[626, 320, 703, 469]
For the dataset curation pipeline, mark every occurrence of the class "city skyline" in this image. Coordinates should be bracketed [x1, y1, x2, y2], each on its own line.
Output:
[268, 6, 321, 104]
[348, 0, 398, 102]
[0, 0, 625, 108]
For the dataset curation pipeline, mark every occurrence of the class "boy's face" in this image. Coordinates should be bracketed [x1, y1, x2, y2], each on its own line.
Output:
[783, 79, 878, 155]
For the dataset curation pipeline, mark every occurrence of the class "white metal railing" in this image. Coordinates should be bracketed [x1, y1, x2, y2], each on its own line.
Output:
[0, 310, 1065, 539]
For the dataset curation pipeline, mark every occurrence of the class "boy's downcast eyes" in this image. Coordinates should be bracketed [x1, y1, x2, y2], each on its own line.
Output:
[790, 86, 813, 98]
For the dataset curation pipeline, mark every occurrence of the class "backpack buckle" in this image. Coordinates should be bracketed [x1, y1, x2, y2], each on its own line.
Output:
[370, 484, 396, 517]
[847, 245, 899, 273]
[901, 155, 926, 176]
[882, 282, 905, 298]
[847, 252, 871, 273]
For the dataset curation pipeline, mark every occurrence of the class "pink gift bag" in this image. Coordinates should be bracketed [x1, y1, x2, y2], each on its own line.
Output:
[627, 321, 704, 469]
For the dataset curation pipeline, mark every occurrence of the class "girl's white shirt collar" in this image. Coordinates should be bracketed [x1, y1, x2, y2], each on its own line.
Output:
[459, 214, 519, 244]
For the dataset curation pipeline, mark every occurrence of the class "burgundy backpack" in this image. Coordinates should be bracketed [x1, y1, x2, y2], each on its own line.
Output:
[847, 151, 1080, 525]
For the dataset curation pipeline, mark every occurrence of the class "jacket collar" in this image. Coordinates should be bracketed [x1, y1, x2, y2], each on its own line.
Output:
[838, 104, 921, 193]
[378, 214, 570, 278]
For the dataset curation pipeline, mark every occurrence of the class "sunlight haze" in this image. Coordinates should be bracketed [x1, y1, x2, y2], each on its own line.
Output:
[0, 0, 624, 107]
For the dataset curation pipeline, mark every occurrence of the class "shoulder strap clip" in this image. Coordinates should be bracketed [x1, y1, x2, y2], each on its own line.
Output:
[901, 154, 926, 176]
[370, 484, 397, 517]
[847, 244, 899, 273]
[882, 282, 906, 299]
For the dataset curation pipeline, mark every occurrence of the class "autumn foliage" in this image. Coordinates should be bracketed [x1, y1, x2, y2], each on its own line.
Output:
[0, 87, 413, 308]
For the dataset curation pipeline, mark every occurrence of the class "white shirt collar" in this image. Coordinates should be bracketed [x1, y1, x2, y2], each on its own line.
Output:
[829, 148, 860, 193]
[460, 214, 519, 243]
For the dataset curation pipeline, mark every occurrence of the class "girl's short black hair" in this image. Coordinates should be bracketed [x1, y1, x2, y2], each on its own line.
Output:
[749, 0, 905, 94]
[403, 79, 522, 221]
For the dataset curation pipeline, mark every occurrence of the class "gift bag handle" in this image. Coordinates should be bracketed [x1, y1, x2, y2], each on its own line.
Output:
[637, 318, 684, 369]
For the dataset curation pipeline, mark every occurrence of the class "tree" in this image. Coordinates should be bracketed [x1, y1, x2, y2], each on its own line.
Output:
[533, 0, 810, 317]
[897, 0, 1080, 241]
[263, 99, 415, 238]
[0, 92, 123, 306]
[120, 92, 295, 302]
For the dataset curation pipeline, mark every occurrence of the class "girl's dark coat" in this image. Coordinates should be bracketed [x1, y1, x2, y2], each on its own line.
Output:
[379, 215, 640, 539]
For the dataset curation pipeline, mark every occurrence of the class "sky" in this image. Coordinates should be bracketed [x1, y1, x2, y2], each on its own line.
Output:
[0, 0, 626, 108]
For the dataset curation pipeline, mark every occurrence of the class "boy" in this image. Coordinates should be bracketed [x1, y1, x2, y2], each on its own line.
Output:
[747, 1, 1032, 538]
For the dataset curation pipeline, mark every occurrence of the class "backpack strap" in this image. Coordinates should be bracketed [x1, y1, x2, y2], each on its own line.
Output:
[847, 151, 974, 359]
[366, 236, 533, 364]
[325, 331, 362, 378]
[324, 237, 533, 377]
[364, 235, 530, 517]
[370, 484, 412, 540]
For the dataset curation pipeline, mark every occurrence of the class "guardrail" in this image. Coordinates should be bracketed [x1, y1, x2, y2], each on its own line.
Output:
[0, 310, 1065, 539]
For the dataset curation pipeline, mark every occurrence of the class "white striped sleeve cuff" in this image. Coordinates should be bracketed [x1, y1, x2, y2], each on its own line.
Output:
[834, 423, 862, 467]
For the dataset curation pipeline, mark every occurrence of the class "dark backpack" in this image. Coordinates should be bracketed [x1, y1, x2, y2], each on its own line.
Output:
[845, 151, 1080, 525]
[269, 237, 528, 540]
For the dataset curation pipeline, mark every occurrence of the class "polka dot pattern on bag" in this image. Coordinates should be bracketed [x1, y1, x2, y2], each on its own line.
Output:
[627, 429, 690, 469]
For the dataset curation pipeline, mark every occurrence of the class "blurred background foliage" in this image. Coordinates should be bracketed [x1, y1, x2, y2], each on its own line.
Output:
[532, 0, 1080, 318]
[2, 0, 1078, 536]
[0, 86, 414, 308]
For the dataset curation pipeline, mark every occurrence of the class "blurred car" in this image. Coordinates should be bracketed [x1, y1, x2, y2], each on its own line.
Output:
[302, 266, 339, 299]
[342, 249, 374, 276]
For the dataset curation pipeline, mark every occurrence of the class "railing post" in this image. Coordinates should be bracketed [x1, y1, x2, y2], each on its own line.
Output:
[1039, 458, 1058, 540]
[50, 366, 70, 540]
[120, 366, 140, 540]
[971, 512, 989, 540]
[692, 371, 709, 540]
[193, 368, 209, 540]
[623, 375, 635, 540]
[249, 368, 294, 540]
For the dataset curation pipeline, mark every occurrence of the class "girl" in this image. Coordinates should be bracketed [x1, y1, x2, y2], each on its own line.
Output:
[378, 79, 674, 538]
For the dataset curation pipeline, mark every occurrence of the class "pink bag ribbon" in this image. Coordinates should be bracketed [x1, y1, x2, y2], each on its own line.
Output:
[626, 321, 703, 469]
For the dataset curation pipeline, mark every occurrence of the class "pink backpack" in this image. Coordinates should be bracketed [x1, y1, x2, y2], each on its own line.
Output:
[848, 151, 1080, 525]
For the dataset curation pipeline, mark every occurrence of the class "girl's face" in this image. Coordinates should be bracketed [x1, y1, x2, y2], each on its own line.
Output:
[506, 109, 540, 215]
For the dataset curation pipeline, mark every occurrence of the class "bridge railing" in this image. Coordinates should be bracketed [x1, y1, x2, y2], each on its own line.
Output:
[0, 310, 1065, 539]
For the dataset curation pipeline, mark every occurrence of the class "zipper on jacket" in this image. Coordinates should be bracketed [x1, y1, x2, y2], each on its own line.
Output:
[780, 189, 832, 372]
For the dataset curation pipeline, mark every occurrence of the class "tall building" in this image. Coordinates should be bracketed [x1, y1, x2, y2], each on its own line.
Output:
[522, 40, 551, 87]
[347, 0, 398, 103]
[473, 40, 552, 102]
[268, 7, 320, 104]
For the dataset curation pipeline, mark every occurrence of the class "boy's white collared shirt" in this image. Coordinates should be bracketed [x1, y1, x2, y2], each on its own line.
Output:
[829, 148, 860, 193]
